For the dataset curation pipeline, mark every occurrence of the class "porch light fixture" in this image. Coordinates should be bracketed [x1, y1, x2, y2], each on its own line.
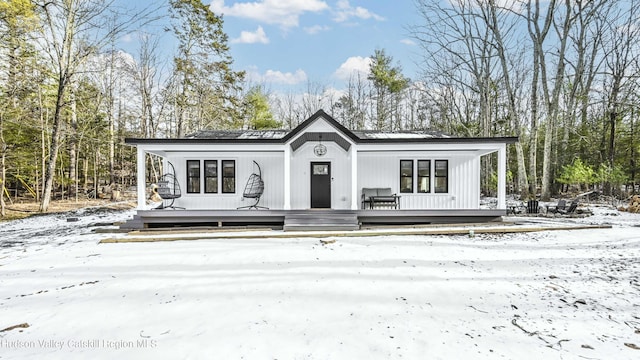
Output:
[314, 134, 327, 157]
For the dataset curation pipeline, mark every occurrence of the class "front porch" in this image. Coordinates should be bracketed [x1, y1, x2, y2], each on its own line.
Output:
[120, 208, 506, 231]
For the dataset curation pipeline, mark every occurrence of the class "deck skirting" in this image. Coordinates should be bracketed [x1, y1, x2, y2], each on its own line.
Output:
[120, 209, 506, 230]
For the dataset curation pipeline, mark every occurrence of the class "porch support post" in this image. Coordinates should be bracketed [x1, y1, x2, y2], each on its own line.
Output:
[497, 144, 506, 210]
[136, 147, 146, 209]
[283, 146, 291, 210]
[350, 145, 358, 210]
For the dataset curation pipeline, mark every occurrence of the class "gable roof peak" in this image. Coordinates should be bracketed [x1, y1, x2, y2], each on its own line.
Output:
[282, 109, 359, 142]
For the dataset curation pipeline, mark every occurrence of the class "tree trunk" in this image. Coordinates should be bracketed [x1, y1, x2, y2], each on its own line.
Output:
[83, 158, 88, 191]
[94, 149, 99, 198]
[486, 2, 528, 197]
[69, 87, 78, 200]
[40, 81, 67, 212]
[0, 114, 6, 217]
[541, 0, 571, 201]
[108, 50, 116, 184]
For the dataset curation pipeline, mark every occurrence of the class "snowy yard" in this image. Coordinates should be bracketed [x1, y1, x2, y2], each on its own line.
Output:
[1, 206, 639, 359]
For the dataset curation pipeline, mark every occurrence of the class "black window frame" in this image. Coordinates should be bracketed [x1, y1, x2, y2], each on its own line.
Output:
[417, 160, 431, 193]
[221, 160, 236, 194]
[204, 160, 218, 194]
[186, 160, 201, 194]
[400, 160, 414, 193]
[434, 160, 449, 193]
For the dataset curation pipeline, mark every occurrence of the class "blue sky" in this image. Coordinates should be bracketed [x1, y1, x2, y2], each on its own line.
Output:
[213, 0, 422, 89]
[120, 0, 422, 92]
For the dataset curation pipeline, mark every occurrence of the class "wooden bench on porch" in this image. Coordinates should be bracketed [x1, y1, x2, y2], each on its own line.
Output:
[361, 188, 401, 209]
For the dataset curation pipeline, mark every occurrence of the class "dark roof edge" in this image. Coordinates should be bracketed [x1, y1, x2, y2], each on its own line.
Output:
[357, 136, 519, 144]
[124, 138, 283, 145]
[125, 136, 519, 145]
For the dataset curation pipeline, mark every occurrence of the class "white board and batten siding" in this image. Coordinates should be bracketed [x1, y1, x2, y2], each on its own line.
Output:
[357, 151, 480, 209]
[289, 141, 353, 210]
[168, 151, 284, 210]
[287, 117, 356, 210]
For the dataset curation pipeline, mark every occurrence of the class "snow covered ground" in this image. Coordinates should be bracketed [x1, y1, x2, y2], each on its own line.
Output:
[0, 206, 639, 359]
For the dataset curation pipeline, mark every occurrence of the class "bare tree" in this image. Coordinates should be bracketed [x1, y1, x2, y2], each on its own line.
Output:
[332, 73, 370, 130]
[36, 0, 151, 212]
[272, 91, 302, 130]
[602, 2, 640, 166]
[413, 0, 500, 137]
[129, 33, 165, 138]
[485, 0, 529, 196]
[301, 81, 328, 119]
[529, 0, 573, 200]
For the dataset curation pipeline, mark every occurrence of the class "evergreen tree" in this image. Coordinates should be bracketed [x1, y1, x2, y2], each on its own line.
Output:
[243, 86, 280, 130]
[0, 0, 38, 216]
[368, 49, 409, 131]
[169, 0, 244, 135]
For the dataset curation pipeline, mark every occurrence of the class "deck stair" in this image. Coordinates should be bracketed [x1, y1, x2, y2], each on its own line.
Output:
[283, 210, 360, 231]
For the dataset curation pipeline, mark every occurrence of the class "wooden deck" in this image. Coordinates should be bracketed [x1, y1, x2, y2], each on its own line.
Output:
[120, 209, 506, 231]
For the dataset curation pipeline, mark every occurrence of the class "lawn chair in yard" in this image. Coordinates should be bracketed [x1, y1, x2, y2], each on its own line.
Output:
[546, 199, 567, 215]
[557, 199, 579, 216]
[526, 200, 540, 215]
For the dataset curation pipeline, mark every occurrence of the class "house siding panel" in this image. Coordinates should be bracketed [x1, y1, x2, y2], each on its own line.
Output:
[358, 151, 480, 210]
[290, 142, 352, 209]
[166, 152, 284, 210]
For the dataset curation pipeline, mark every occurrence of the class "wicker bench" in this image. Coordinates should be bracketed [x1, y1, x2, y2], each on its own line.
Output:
[361, 188, 401, 209]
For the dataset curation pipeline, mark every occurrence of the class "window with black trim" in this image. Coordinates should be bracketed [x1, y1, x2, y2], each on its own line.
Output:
[222, 160, 235, 193]
[187, 160, 200, 193]
[435, 160, 448, 193]
[400, 160, 413, 193]
[418, 160, 431, 193]
[204, 160, 218, 193]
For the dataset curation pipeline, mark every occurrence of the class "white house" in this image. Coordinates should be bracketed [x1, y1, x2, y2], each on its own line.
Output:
[124, 110, 516, 230]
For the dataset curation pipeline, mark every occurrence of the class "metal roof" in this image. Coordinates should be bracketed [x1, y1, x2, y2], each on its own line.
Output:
[126, 109, 518, 145]
[186, 129, 288, 140]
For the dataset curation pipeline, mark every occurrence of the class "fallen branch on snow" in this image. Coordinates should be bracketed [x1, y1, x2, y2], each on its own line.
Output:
[0, 323, 30, 332]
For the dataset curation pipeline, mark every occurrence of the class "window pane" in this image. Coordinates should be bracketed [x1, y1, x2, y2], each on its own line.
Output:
[189, 178, 200, 191]
[418, 160, 430, 176]
[223, 162, 234, 177]
[188, 161, 200, 177]
[313, 164, 328, 175]
[222, 160, 235, 193]
[400, 160, 413, 177]
[205, 178, 218, 193]
[400, 160, 413, 193]
[435, 177, 447, 193]
[435, 160, 448, 193]
[205, 161, 217, 177]
[435, 160, 448, 177]
[223, 178, 235, 193]
[418, 177, 430, 193]
[204, 160, 218, 194]
[400, 177, 413, 193]
[187, 160, 200, 193]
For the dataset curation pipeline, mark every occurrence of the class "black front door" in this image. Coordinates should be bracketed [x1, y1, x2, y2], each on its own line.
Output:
[310, 162, 331, 208]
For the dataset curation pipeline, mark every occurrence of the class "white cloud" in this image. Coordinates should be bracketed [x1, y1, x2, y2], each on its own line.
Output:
[232, 26, 269, 44]
[264, 69, 307, 85]
[304, 25, 331, 35]
[211, 0, 329, 28]
[400, 38, 416, 46]
[333, 56, 371, 81]
[247, 66, 308, 85]
[333, 0, 384, 23]
[120, 34, 134, 43]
